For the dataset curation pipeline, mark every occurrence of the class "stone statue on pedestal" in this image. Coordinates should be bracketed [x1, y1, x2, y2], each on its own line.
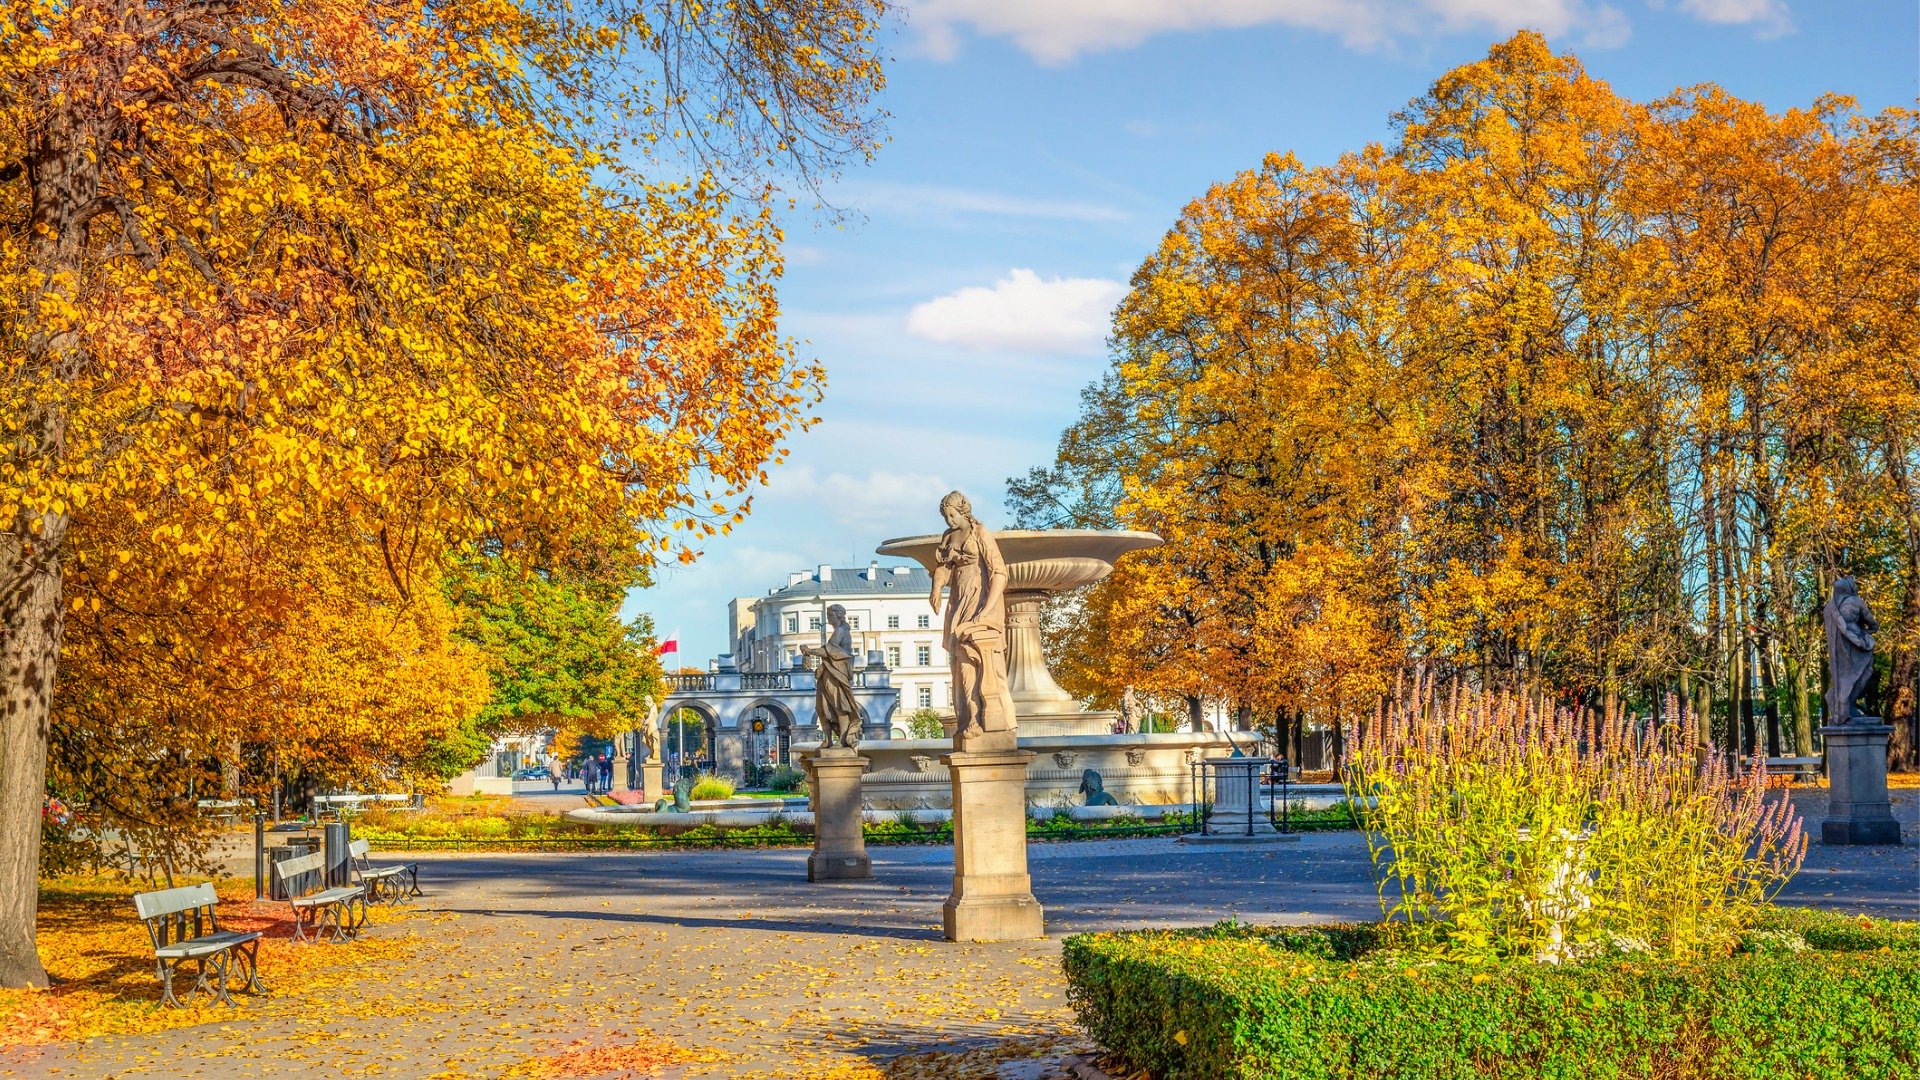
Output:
[1819, 574, 1902, 845]
[1824, 576, 1878, 724]
[1119, 687, 1139, 735]
[931, 491, 1017, 753]
[637, 695, 662, 761]
[803, 604, 862, 749]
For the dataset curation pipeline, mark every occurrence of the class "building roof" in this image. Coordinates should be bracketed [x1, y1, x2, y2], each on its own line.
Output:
[765, 564, 931, 600]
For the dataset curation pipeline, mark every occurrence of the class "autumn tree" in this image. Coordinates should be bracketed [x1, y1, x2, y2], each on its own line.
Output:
[1, 0, 888, 988]
[1023, 33, 1920, 769]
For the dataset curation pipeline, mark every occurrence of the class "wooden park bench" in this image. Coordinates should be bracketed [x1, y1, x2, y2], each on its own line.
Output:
[133, 882, 264, 1007]
[349, 839, 420, 903]
[1766, 755, 1823, 781]
[273, 849, 368, 943]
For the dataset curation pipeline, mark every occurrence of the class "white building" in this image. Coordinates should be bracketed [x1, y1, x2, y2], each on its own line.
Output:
[732, 562, 951, 724]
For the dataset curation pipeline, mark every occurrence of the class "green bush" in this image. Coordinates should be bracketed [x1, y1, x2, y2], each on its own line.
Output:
[1064, 908, 1920, 1080]
[688, 772, 735, 801]
[763, 765, 805, 793]
[905, 708, 947, 739]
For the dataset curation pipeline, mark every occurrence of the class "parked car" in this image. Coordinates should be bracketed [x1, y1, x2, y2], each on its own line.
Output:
[513, 767, 549, 780]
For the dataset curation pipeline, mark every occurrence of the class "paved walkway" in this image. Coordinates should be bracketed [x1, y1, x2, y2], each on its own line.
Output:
[6, 791, 1914, 1080]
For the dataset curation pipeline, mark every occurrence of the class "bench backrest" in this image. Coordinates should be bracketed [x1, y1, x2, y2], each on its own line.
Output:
[348, 839, 369, 860]
[273, 850, 327, 885]
[134, 881, 217, 920]
[132, 882, 221, 950]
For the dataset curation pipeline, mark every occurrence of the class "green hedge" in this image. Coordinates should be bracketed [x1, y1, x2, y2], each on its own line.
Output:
[1063, 908, 1920, 1080]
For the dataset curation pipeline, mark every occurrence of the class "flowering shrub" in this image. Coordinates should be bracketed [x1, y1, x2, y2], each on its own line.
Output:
[687, 773, 735, 801]
[1348, 682, 1805, 962]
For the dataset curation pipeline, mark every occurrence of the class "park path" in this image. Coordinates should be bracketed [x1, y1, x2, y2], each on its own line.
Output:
[3, 790, 1913, 1080]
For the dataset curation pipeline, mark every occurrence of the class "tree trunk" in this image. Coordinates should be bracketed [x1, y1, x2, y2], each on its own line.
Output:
[2, 101, 94, 988]
[1787, 650, 1814, 756]
[0, 535, 61, 988]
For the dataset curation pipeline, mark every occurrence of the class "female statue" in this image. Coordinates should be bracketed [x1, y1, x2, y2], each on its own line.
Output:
[802, 603, 861, 748]
[1824, 576, 1879, 724]
[930, 491, 1017, 752]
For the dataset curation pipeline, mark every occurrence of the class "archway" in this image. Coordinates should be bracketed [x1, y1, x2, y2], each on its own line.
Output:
[664, 702, 719, 778]
[742, 698, 798, 770]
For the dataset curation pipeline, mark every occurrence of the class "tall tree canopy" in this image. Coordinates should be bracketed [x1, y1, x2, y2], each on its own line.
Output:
[1017, 33, 1920, 765]
[1, 0, 889, 987]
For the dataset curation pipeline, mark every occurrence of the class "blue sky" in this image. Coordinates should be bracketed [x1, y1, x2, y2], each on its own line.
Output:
[626, 0, 1920, 663]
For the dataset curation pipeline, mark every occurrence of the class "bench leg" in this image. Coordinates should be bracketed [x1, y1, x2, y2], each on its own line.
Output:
[404, 865, 421, 898]
[318, 900, 346, 944]
[345, 892, 368, 937]
[206, 950, 236, 1006]
[231, 938, 266, 996]
[157, 958, 181, 1008]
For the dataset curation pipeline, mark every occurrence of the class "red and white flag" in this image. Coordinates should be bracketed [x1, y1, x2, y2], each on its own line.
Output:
[654, 631, 679, 658]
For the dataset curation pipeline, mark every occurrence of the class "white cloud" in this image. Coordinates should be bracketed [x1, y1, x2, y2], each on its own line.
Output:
[837, 180, 1131, 225]
[906, 269, 1126, 356]
[1675, 0, 1792, 36]
[772, 465, 957, 532]
[907, 0, 1632, 64]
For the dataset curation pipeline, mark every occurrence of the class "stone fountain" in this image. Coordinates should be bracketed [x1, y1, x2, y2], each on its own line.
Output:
[874, 529, 1162, 736]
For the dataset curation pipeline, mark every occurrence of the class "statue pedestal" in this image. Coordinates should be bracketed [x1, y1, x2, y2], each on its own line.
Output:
[802, 749, 871, 881]
[642, 760, 664, 804]
[1822, 723, 1902, 845]
[941, 749, 1045, 941]
[611, 745, 630, 791]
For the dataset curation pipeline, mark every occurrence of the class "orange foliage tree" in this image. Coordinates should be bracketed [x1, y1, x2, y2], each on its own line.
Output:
[1, 0, 888, 986]
[1017, 33, 1920, 766]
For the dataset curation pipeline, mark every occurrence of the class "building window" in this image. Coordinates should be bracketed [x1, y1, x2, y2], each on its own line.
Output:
[849, 616, 860, 630]
[917, 614, 931, 629]
[808, 616, 822, 631]
[886, 646, 900, 668]
[886, 615, 900, 629]
[918, 686, 932, 708]
[946, 684, 953, 705]
[784, 616, 798, 633]
[916, 645, 931, 666]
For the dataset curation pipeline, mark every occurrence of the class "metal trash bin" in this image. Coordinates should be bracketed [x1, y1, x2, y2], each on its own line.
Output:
[324, 822, 352, 888]
[268, 841, 319, 900]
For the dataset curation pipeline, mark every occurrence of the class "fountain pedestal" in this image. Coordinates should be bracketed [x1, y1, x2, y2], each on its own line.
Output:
[942, 749, 1044, 941]
[803, 749, 873, 880]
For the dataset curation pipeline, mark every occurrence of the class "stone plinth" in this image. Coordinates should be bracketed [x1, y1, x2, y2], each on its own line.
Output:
[642, 759, 665, 804]
[942, 749, 1044, 941]
[1185, 757, 1296, 845]
[1822, 723, 1902, 846]
[611, 743, 630, 790]
[802, 749, 872, 880]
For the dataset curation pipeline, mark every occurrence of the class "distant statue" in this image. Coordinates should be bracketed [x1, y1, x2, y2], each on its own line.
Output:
[930, 491, 1017, 753]
[1119, 687, 1139, 735]
[802, 603, 862, 749]
[1078, 769, 1118, 807]
[1825, 576, 1879, 724]
[636, 695, 661, 761]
